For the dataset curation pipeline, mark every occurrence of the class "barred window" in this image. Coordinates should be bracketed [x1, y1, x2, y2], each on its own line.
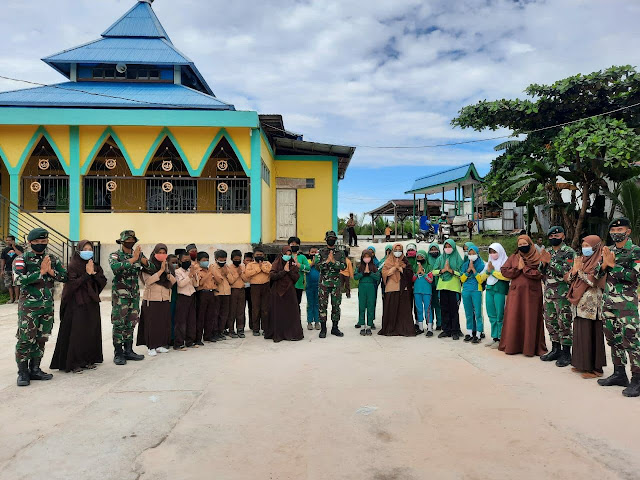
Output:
[261, 159, 271, 186]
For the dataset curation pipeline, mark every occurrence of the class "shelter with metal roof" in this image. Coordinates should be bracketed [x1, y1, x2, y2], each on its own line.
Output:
[0, 0, 355, 256]
[366, 199, 449, 241]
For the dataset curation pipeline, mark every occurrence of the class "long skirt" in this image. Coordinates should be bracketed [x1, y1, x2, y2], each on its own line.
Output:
[571, 317, 606, 373]
[265, 288, 304, 342]
[379, 289, 416, 337]
[50, 302, 103, 371]
[137, 300, 171, 350]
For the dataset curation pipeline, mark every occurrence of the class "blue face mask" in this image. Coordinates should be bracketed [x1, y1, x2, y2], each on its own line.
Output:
[282, 255, 292, 262]
[582, 247, 594, 257]
[7, 251, 15, 257]
[199, 261, 209, 268]
[79, 250, 94, 261]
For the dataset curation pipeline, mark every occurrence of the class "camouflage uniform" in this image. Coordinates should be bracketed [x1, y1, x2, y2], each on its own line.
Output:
[109, 238, 147, 346]
[315, 247, 347, 325]
[595, 239, 640, 373]
[13, 250, 68, 364]
[540, 244, 576, 346]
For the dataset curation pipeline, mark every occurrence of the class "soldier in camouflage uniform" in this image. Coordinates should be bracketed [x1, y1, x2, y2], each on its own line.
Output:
[595, 218, 640, 397]
[315, 230, 347, 338]
[539, 226, 576, 367]
[14, 228, 68, 387]
[109, 230, 148, 365]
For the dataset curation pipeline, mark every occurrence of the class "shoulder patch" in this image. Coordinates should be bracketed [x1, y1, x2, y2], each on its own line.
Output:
[14, 258, 26, 274]
[110, 253, 120, 260]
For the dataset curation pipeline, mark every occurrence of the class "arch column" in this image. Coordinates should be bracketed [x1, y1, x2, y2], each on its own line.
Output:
[68, 126, 80, 241]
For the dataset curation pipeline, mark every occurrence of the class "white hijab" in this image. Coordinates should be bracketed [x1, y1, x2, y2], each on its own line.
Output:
[484, 242, 508, 286]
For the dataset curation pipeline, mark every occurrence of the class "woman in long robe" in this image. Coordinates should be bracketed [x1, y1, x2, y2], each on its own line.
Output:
[50, 240, 107, 373]
[265, 246, 304, 342]
[498, 235, 547, 357]
[566, 235, 607, 378]
[379, 243, 416, 337]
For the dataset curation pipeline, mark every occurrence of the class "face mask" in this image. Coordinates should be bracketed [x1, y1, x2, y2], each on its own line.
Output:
[199, 261, 210, 268]
[549, 238, 563, 247]
[363, 257, 371, 264]
[430, 251, 439, 258]
[171, 263, 179, 270]
[232, 260, 242, 267]
[581, 247, 594, 257]
[518, 245, 531, 254]
[291, 246, 300, 253]
[444, 247, 453, 255]
[189, 251, 197, 260]
[123, 241, 136, 250]
[282, 255, 292, 262]
[393, 251, 402, 258]
[8, 251, 15, 257]
[181, 261, 191, 270]
[407, 250, 416, 258]
[468, 254, 478, 262]
[610, 232, 628, 243]
[31, 243, 47, 254]
[79, 251, 93, 261]
[490, 253, 499, 261]
[326, 238, 336, 247]
[255, 256, 264, 263]
[155, 253, 168, 262]
[418, 259, 426, 265]
[217, 261, 226, 267]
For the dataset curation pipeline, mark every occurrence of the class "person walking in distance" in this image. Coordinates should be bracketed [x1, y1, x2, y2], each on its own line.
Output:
[316, 231, 347, 338]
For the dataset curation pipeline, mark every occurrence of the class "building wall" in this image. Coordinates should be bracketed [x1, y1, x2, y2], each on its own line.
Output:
[260, 136, 275, 243]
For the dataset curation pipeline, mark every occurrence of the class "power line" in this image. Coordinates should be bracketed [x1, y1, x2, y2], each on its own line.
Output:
[1, 74, 639, 149]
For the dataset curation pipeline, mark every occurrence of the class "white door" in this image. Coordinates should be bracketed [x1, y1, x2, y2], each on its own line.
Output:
[277, 189, 297, 240]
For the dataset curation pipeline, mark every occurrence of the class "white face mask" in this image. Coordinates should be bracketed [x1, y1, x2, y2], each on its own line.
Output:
[393, 251, 403, 258]
[468, 254, 478, 262]
[444, 247, 453, 255]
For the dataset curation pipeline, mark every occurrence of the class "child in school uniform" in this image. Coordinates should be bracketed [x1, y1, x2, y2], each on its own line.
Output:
[305, 247, 321, 330]
[174, 252, 199, 349]
[354, 249, 381, 336]
[460, 243, 485, 344]
[212, 250, 234, 339]
[413, 250, 434, 336]
[244, 247, 272, 336]
[197, 252, 217, 344]
[227, 249, 248, 338]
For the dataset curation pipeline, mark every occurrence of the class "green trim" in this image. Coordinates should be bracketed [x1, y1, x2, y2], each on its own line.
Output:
[9, 174, 19, 237]
[14, 126, 70, 175]
[197, 128, 249, 177]
[81, 126, 134, 175]
[250, 128, 262, 243]
[0, 108, 259, 128]
[275, 155, 339, 162]
[404, 163, 484, 195]
[332, 158, 338, 232]
[69, 126, 80, 241]
[259, 128, 276, 160]
[138, 127, 190, 176]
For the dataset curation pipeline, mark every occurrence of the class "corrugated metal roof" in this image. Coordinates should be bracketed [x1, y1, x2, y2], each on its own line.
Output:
[44, 37, 190, 64]
[273, 137, 356, 180]
[0, 82, 234, 110]
[102, 1, 170, 41]
[405, 163, 482, 194]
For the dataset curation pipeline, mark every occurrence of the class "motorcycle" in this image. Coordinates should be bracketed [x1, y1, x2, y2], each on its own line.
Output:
[415, 225, 436, 244]
[438, 223, 452, 244]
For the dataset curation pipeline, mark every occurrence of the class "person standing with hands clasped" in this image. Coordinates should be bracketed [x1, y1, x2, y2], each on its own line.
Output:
[432, 239, 464, 340]
[245, 247, 272, 336]
[461, 244, 485, 343]
[288, 237, 310, 308]
[480, 243, 509, 348]
[109, 230, 147, 366]
[316, 231, 347, 338]
[173, 252, 199, 349]
[306, 247, 321, 330]
[413, 250, 434, 336]
[227, 250, 248, 338]
[354, 249, 381, 335]
[595, 218, 640, 397]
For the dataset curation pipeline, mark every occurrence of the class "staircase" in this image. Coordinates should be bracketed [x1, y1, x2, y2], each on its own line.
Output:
[0, 193, 96, 266]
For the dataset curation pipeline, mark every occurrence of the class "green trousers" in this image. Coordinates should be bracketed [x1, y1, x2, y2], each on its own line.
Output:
[485, 289, 506, 340]
[357, 283, 377, 327]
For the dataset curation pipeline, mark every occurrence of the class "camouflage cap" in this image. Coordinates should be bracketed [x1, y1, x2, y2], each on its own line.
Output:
[547, 226, 564, 236]
[325, 230, 338, 240]
[116, 230, 138, 244]
[609, 217, 630, 229]
[27, 227, 48, 242]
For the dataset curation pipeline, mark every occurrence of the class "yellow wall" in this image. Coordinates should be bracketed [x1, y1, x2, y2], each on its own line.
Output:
[28, 213, 70, 238]
[260, 137, 275, 243]
[79, 212, 250, 244]
[0, 126, 38, 169]
[274, 160, 333, 242]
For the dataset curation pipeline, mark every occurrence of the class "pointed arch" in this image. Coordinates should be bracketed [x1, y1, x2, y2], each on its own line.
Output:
[17, 126, 69, 176]
[0, 145, 9, 172]
[196, 128, 249, 177]
[138, 127, 193, 176]
[82, 126, 134, 175]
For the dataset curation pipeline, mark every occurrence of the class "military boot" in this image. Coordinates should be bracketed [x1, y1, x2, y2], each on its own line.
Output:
[319, 322, 327, 339]
[29, 358, 53, 381]
[124, 341, 144, 361]
[540, 342, 561, 362]
[17, 361, 30, 387]
[114, 344, 126, 366]
[622, 375, 640, 398]
[598, 365, 629, 387]
[331, 321, 344, 337]
[555, 345, 572, 367]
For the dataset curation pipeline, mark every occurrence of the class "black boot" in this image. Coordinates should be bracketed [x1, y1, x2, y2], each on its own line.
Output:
[17, 361, 30, 387]
[331, 322, 344, 337]
[622, 374, 640, 397]
[555, 345, 572, 367]
[29, 357, 53, 381]
[114, 344, 126, 365]
[540, 342, 561, 362]
[598, 365, 629, 387]
[123, 341, 144, 361]
[319, 322, 327, 339]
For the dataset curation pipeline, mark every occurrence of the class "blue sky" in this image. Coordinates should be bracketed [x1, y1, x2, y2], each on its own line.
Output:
[1, 0, 639, 217]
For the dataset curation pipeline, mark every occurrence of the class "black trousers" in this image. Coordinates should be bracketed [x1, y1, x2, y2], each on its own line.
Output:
[296, 288, 303, 305]
[348, 227, 358, 246]
[440, 290, 461, 336]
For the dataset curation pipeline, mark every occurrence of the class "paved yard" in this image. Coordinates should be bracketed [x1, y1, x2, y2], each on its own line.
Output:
[0, 294, 638, 480]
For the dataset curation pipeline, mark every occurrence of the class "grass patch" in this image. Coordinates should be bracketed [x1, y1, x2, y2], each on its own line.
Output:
[468, 234, 520, 261]
[0, 290, 10, 305]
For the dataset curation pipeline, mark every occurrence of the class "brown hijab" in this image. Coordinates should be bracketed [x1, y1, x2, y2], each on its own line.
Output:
[518, 235, 542, 267]
[270, 245, 299, 297]
[141, 243, 173, 288]
[567, 235, 606, 305]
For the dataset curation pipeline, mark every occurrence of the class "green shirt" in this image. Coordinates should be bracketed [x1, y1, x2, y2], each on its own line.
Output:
[294, 253, 310, 289]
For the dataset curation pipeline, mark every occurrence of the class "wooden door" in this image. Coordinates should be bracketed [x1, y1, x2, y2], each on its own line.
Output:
[276, 189, 297, 240]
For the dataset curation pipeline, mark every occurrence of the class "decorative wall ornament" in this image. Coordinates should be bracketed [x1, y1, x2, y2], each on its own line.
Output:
[106, 180, 118, 192]
[217, 182, 229, 194]
[105, 158, 117, 170]
[162, 181, 173, 193]
[38, 159, 50, 170]
[30, 181, 42, 193]
[217, 159, 228, 171]
[161, 160, 173, 172]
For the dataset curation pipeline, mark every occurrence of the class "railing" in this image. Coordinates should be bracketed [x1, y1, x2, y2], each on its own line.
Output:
[22, 176, 70, 212]
[0, 193, 100, 266]
[83, 176, 250, 213]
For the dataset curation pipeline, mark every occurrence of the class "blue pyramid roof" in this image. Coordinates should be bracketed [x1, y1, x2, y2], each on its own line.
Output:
[102, 1, 170, 40]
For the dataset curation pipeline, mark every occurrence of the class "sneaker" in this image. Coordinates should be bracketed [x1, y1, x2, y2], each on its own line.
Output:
[196, 341, 205, 346]
[485, 340, 496, 348]
[490, 342, 500, 349]
[253, 330, 260, 336]
[415, 325, 424, 334]
[360, 329, 367, 336]
[464, 335, 472, 342]
[315, 323, 321, 330]
[480, 333, 486, 339]
[238, 332, 245, 339]
[437, 332, 449, 339]
[426, 330, 434, 337]
[148, 349, 157, 357]
[452, 334, 460, 341]
[371, 323, 377, 330]
[355, 323, 362, 329]
[365, 328, 372, 336]
[230, 332, 239, 339]
[174, 345, 186, 351]
[435, 326, 442, 331]
[308, 323, 314, 330]
[472, 336, 480, 344]
[157, 347, 169, 353]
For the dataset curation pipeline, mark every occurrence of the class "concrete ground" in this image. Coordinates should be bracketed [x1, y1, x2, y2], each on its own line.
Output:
[0, 293, 639, 480]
